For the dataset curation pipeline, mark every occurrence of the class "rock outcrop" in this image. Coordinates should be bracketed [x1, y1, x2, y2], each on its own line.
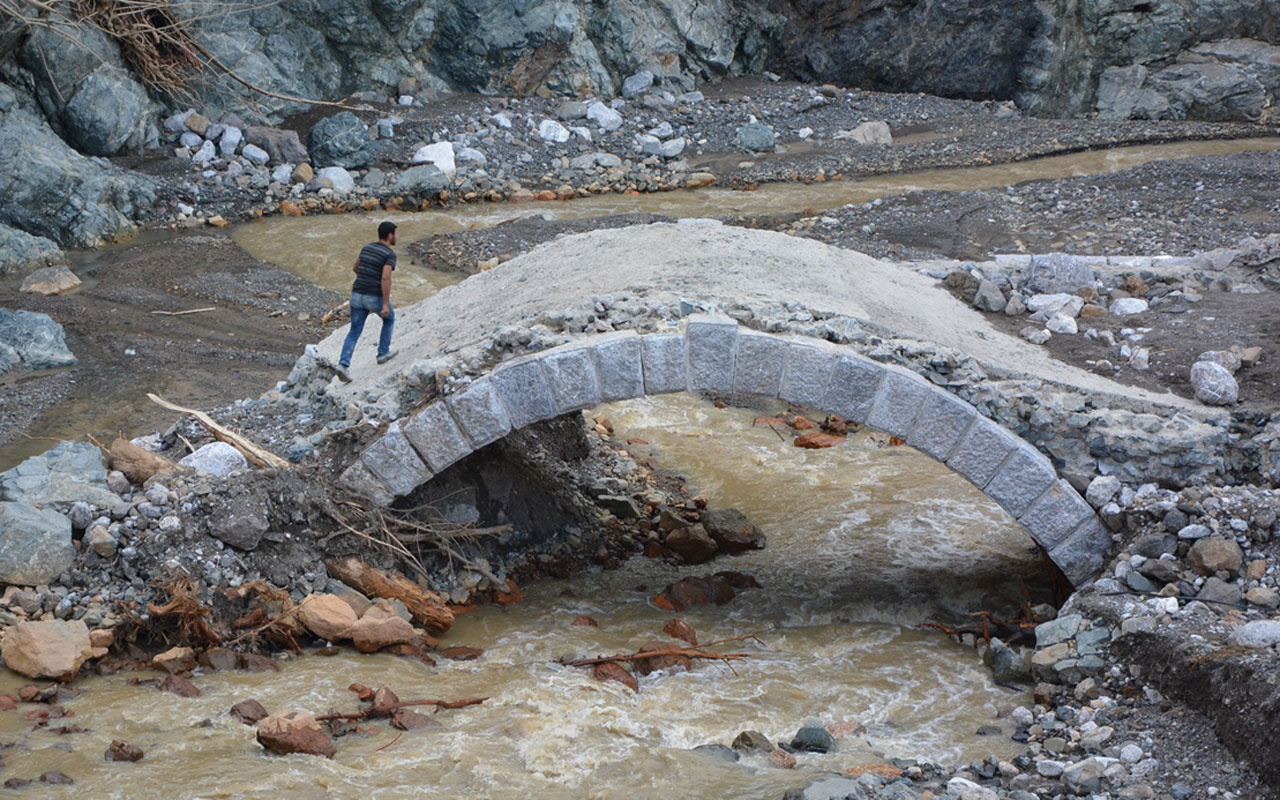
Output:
[0, 309, 76, 375]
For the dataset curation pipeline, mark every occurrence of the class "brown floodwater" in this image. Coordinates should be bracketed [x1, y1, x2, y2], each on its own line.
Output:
[0, 397, 1040, 798]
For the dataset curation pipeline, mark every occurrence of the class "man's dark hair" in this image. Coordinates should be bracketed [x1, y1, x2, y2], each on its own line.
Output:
[378, 221, 397, 240]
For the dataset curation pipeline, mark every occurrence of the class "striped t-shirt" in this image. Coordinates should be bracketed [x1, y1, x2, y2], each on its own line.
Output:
[352, 241, 396, 298]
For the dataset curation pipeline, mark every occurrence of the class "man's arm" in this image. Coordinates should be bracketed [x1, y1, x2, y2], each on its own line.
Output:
[353, 256, 361, 277]
[380, 263, 393, 316]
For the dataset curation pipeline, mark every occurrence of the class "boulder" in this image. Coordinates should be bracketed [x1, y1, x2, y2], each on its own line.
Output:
[1, 620, 92, 679]
[20, 265, 81, 296]
[972, 279, 1006, 312]
[308, 112, 376, 169]
[702, 508, 767, 554]
[1196, 576, 1241, 606]
[297, 593, 358, 642]
[1084, 475, 1121, 509]
[1188, 536, 1244, 577]
[394, 165, 448, 198]
[348, 613, 416, 653]
[179, 442, 249, 477]
[622, 71, 655, 97]
[1062, 756, 1106, 794]
[0, 224, 64, 276]
[256, 711, 336, 758]
[1190, 360, 1238, 405]
[789, 718, 835, 753]
[846, 120, 892, 144]
[0, 440, 114, 506]
[586, 102, 623, 133]
[0, 502, 74, 585]
[152, 646, 197, 674]
[736, 122, 775, 151]
[313, 166, 355, 194]
[104, 740, 144, 762]
[1198, 349, 1242, 374]
[0, 309, 76, 373]
[204, 486, 270, 551]
[411, 141, 455, 174]
[1110, 297, 1149, 316]
[1020, 253, 1093, 294]
[1228, 620, 1280, 648]
[538, 120, 571, 143]
[664, 524, 717, 564]
[244, 127, 308, 166]
[231, 698, 270, 725]
[986, 638, 1029, 684]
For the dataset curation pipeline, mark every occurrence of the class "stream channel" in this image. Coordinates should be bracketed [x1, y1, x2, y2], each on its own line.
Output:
[3, 137, 1277, 797]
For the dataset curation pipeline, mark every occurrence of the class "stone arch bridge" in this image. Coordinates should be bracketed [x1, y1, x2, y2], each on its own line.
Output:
[338, 314, 1110, 586]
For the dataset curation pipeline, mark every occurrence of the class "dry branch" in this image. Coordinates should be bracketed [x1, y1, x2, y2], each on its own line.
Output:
[151, 307, 216, 316]
[315, 697, 487, 722]
[324, 556, 454, 634]
[147, 392, 288, 469]
[559, 648, 751, 668]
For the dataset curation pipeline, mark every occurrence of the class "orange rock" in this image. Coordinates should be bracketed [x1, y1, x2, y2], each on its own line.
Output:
[361, 198, 380, 211]
[791, 415, 816, 430]
[369, 686, 400, 718]
[591, 662, 639, 692]
[753, 416, 789, 428]
[794, 432, 845, 449]
[348, 615, 417, 653]
[571, 616, 599, 627]
[827, 720, 866, 738]
[391, 709, 440, 730]
[159, 674, 200, 698]
[844, 763, 903, 779]
[0, 694, 17, 711]
[89, 629, 114, 649]
[1079, 303, 1107, 318]
[152, 646, 197, 674]
[662, 619, 698, 645]
[279, 200, 304, 216]
[438, 645, 483, 661]
[769, 747, 797, 768]
[256, 710, 336, 759]
[297, 593, 358, 642]
[494, 580, 525, 606]
[643, 540, 663, 558]
[230, 698, 269, 725]
[536, 190, 557, 201]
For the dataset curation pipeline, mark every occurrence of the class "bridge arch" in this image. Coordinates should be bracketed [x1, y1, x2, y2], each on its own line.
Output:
[338, 315, 1110, 587]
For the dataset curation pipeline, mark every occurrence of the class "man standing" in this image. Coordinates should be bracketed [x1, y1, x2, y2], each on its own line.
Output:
[336, 221, 399, 382]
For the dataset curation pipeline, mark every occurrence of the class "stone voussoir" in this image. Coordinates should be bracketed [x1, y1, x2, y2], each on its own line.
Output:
[360, 421, 432, 498]
[403, 401, 472, 473]
[732, 330, 787, 397]
[947, 417, 1020, 488]
[985, 439, 1059, 517]
[779, 339, 840, 408]
[685, 314, 739, 392]
[908, 388, 977, 461]
[539, 343, 602, 414]
[490, 356, 556, 428]
[1049, 517, 1112, 586]
[864, 367, 930, 438]
[445, 377, 512, 448]
[819, 352, 885, 423]
[1018, 479, 1096, 551]
[337, 460, 393, 507]
[641, 332, 687, 395]
[589, 331, 645, 402]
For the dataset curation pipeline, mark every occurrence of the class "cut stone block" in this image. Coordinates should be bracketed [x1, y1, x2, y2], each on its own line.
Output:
[1019, 480, 1096, 551]
[337, 461, 393, 506]
[779, 342, 838, 408]
[1049, 517, 1112, 587]
[732, 331, 787, 396]
[360, 421, 432, 497]
[819, 354, 884, 423]
[403, 402, 472, 473]
[540, 346, 601, 413]
[908, 389, 977, 461]
[590, 333, 645, 402]
[947, 417, 1019, 488]
[685, 315, 738, 392]
[491, 358, 555, 428]
[985, 439, 1059, 517]
[642, 333, 687, 394]
[865, 369, 930, 437]
[445, 378, 511, 448]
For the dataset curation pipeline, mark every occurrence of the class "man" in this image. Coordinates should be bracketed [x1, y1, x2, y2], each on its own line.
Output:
[336, 220, 399, 382]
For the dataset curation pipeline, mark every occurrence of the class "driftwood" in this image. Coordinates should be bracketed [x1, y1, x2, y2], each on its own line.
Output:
[320, 301, 349, 325]
[147, 393, 289, 469]
[560, 648, 751, 668]
[150, 307, 216, 317]
[315, 697, 487, 721]
[104, 435, 180, 483]
[324, 557, 455, 634]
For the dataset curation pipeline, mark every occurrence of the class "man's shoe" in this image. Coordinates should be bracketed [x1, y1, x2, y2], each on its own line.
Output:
[376, 349, 398, 365]
[334, 364, 352, 383]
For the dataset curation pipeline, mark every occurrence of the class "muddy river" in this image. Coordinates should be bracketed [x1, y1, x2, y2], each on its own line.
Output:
[0, 396, 1037, 798]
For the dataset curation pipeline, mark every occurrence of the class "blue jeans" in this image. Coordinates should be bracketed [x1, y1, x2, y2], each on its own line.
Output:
[339, 292, 394, 368]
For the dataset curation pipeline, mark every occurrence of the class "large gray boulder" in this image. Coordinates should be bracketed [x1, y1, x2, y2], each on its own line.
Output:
[0, 309, 76, 374]
[19, 25, 157, 155]
[0, 502, 75, 586]
[308, 112, 376, 169]
[0, 102, 154, 248]
[0, 440, 116, 507]
[394, 164, 448, 197]
[0, 223, 64, 276]
[1019, 253, 1093, 295]
[1190, 360, 1239, 406]
[179, 441, 248, 476]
